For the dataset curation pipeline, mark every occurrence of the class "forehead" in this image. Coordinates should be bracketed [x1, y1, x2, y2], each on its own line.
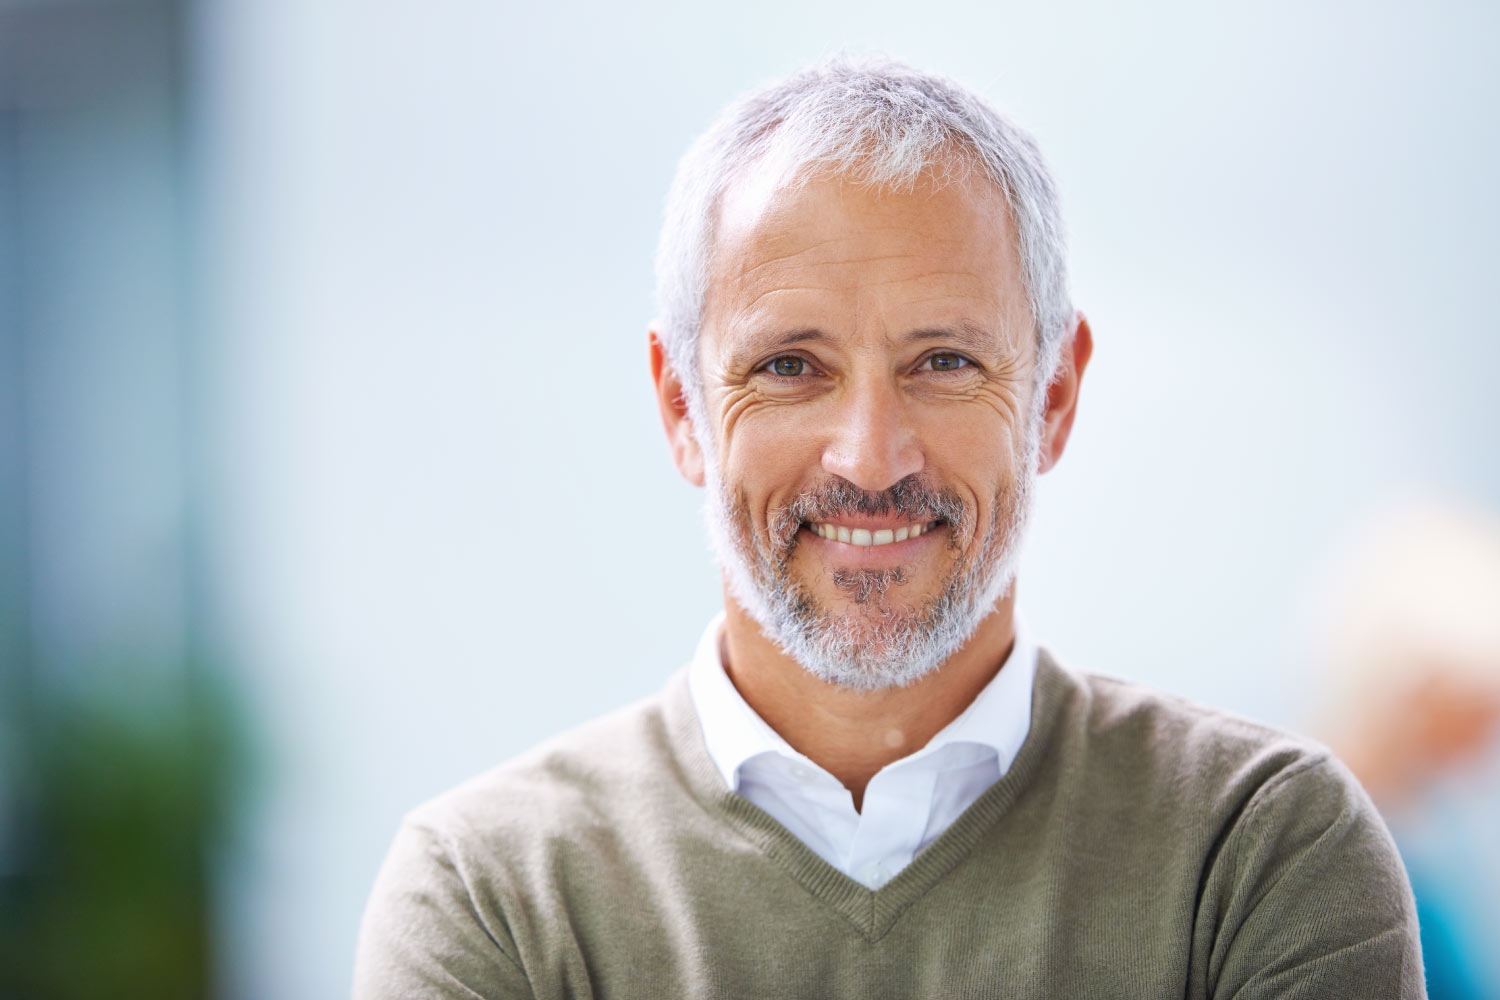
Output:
[703, 162, 1030, 355]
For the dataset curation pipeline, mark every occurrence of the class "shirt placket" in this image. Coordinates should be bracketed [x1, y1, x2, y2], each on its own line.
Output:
[844, 765, 939, 889]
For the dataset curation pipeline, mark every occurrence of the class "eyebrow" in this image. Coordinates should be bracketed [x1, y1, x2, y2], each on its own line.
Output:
[736, 321, 1003, 356]
[904, 321, 1003, 355]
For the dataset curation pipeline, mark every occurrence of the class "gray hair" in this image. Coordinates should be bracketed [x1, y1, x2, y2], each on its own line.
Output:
[653, 55, 1074, 404]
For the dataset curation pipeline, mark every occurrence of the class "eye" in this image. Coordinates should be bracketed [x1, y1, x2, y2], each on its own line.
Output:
[763, 356, 808, 377]
[920, 352, 971, 373]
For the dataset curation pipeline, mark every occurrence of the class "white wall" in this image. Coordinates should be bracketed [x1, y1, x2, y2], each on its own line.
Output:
[196, 0, 1500, 994]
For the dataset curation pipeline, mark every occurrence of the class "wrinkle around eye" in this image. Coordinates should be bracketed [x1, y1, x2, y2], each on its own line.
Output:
[987, 383, 1027, 425]
[904, 360, 1030, 420]
[968, 375, 1029, 427]
[714, 383, 767, 445]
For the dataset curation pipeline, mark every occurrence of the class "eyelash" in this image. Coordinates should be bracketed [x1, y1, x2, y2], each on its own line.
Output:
[757, 352, 974, 380]
[917, 353, 973, 373]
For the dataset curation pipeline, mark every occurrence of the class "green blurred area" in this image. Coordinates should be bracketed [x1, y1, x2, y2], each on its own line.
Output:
[0, 0, 243, 992]
[0, 674, 245, 1000]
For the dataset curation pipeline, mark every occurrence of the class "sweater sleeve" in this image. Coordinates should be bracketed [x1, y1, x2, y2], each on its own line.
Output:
[353, 818, 535, 1000]
[1205, 754, 1426, 1000]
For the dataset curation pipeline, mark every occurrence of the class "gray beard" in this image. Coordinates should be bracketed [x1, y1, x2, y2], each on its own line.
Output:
[703, 446, 1036, 692]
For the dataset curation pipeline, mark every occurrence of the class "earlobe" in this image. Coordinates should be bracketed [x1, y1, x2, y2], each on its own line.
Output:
[1037, 312, 1093, 475]
[649, 330, 707, 487]
[675, 420, 706, 488]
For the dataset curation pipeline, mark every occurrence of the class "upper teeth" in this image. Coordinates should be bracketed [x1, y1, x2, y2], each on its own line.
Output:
[812, 523, 929, 546]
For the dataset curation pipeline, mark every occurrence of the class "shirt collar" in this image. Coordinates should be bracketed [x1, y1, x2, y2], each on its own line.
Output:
[687, 610, 1038, 792]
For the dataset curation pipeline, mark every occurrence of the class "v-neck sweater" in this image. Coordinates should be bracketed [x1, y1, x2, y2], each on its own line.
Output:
[688, 610, 1038, 888]
[354, 650, 1425, 999]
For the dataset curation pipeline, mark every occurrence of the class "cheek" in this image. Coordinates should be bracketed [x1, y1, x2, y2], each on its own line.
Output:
[920, 407, 1021, 478]
[919, 413, 1024, 539]
[720, 404, 826, 486]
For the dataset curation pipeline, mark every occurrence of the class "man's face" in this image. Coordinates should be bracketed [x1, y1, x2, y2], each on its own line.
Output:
[692, 165, 1042, 690]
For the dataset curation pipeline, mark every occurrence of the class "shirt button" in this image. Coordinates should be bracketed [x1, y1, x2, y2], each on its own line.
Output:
[860, 863, 891, 889]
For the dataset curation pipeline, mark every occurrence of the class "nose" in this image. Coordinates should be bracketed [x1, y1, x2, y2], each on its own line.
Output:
[820, 377, 924, 492]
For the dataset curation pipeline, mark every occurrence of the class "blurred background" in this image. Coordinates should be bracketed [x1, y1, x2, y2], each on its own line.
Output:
[1, 0, 1497, 996]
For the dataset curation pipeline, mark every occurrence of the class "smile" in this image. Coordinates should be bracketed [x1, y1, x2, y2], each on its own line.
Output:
[805, 521, 941, 547]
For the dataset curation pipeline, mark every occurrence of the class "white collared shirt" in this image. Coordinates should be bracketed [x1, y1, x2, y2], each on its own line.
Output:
[687, 613, 1037, 890]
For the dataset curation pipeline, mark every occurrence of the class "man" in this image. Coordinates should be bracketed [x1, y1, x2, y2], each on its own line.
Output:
[355, 57, 1424, 998]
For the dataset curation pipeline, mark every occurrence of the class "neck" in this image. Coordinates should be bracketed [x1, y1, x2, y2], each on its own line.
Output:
[719, 587, 1018, 811]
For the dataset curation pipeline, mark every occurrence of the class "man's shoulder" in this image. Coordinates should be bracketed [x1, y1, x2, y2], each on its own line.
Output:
[1040, 653, 1406, 931]
[1042, 651, 1348, 814]
[1033, 655, 1419, 996]
[1072, 658, 1317, 753]
[404, 674, 690, 849]
[356, 672, 715, 999]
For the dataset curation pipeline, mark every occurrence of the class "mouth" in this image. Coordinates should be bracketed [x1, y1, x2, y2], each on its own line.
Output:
[801, 519, 945, 548]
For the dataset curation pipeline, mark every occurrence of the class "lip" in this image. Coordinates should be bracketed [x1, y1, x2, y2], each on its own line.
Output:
[797, 520, 947, 568]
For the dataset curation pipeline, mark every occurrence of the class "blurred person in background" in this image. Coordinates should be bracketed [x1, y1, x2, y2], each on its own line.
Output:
[354, 56, 1424, 998]
[1306, 499, 1500, 1000]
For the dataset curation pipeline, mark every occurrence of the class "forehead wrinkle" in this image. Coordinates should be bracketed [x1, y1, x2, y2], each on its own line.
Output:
[900, 292, 1000, 309]
[730, 285, 831, 330]
[733, 237, 843, 280]
[736, 249, 932, 292]
[795, 252, 928, 268]
[733, 262, 992, 316]
[732, 213, 964, 273]
[856, 268, 993, 290]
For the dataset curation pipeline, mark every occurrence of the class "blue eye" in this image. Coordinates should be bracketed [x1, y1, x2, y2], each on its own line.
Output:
[765, 356, 807, 377]
[923, 353, 970, 372]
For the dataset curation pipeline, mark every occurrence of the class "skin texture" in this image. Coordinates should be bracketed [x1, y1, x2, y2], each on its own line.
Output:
[651, 164, 1092, 808]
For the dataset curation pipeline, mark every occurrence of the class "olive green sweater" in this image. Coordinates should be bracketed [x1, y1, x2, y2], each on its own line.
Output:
[354, 651, 1425, 998]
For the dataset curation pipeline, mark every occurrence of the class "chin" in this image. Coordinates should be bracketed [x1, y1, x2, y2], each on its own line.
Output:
[780, 616, 959, 692]
[770, 577, 1007, 692]
[808, 653, 948, 692]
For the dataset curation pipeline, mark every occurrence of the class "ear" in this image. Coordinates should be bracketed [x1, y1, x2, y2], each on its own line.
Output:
[1036, 312, 1093, 475]
[649, 329, 706, 487]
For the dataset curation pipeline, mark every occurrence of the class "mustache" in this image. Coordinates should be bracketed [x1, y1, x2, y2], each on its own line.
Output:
[767, 476, 970, 544]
